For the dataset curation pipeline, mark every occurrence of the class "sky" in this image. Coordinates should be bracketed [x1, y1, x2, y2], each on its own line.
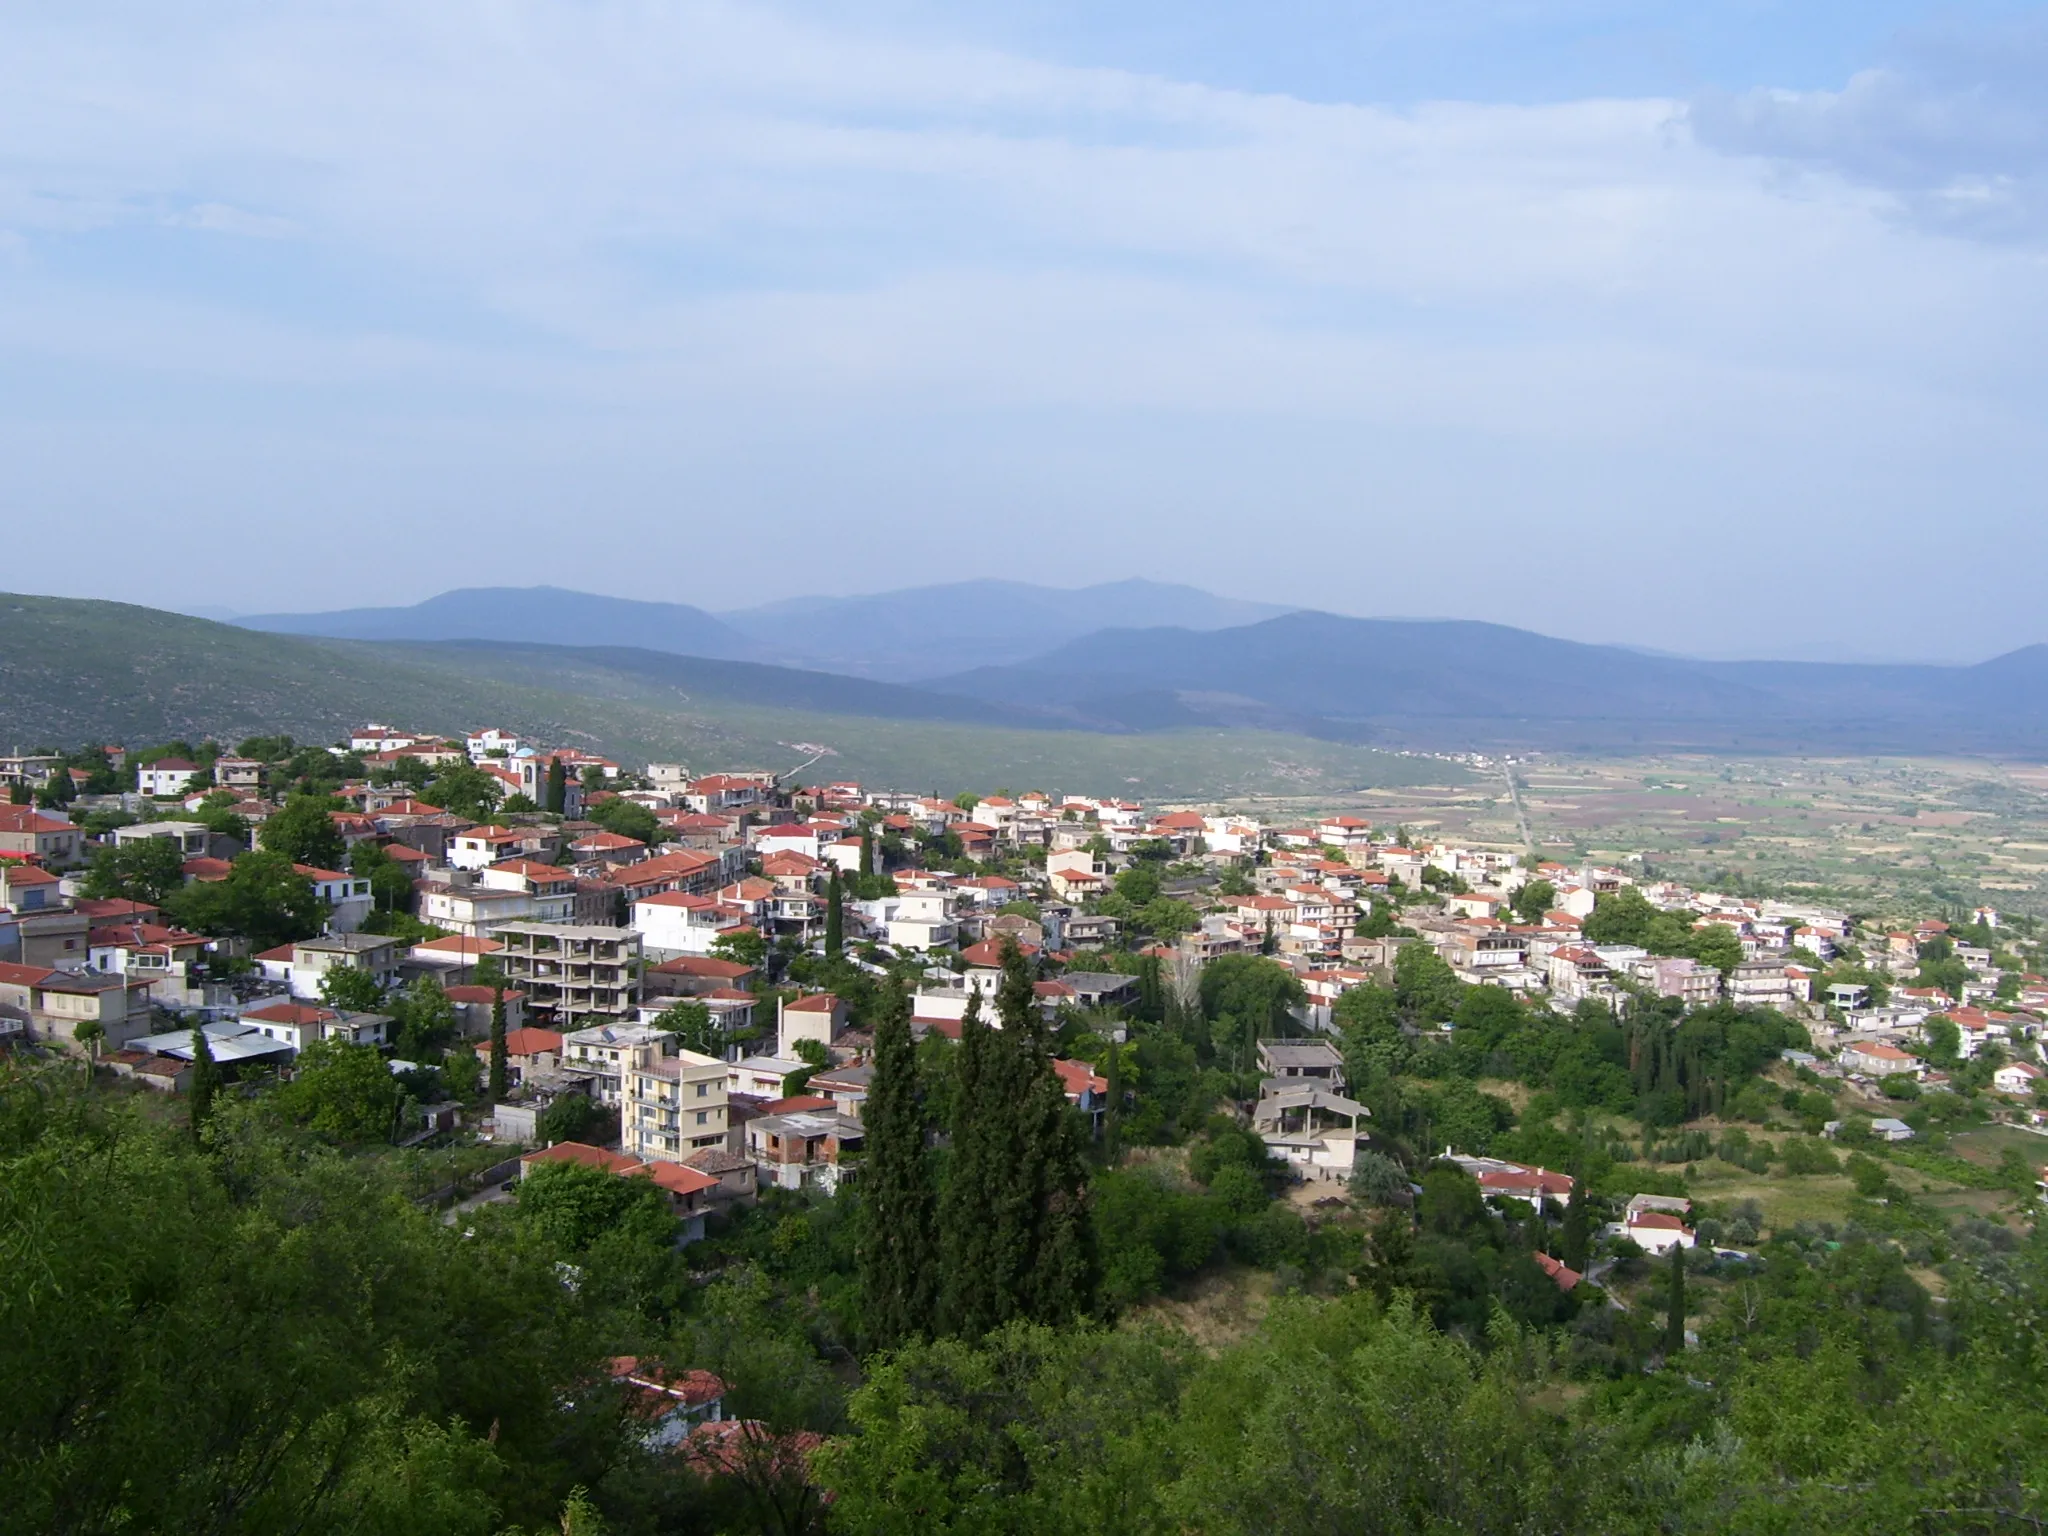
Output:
[3, 1, 2046, 662]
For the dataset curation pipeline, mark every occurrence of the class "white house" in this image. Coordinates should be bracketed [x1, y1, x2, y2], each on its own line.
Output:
[137, 759, 202, 797]
[1624, 1208, 1696, 1255]
[633, 892, 743, 957]
[295, 864, 374, 934]
[241, 999, 390, 1050]
[1994, 1060, 2045, 1096]
[466, 728, 521, 761]
[879, 889, 958, 952]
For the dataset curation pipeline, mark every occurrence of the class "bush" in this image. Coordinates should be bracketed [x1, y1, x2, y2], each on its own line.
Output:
[1778, 1138, 1840, 1176]
[1844, 1153, 1891, 1198]
[1716, 1128, 1772, 1174]
[1347, 1150, 1412, 1208]
[535, 1093, 603, 1145]
[1093, 1168, 1224, 1308]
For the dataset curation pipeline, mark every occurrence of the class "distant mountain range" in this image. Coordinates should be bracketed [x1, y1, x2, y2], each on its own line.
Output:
[717, 579, 1292, 678]
[17, 588, 2048, 760]
[0, 594, 1448, 798]
[239, 580, 1294, 681]
[239, 587, 756, 662]
[923, 611, 2048, 754]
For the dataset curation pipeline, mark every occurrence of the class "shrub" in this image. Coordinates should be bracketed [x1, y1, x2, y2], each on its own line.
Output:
[1778, 1139, 1840, 1176]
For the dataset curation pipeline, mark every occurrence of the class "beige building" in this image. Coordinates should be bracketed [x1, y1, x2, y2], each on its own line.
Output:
[623, 1041, 731, 1163]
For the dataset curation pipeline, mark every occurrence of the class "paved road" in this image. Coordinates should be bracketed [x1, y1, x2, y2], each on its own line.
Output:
[441, 1179, 517, 1226]
[1502, 763, 1535, 854]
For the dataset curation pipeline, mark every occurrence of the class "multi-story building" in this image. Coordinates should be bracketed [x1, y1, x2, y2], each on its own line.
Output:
[288, 933, 403, 1000]
[497, 922, 641, 1025]
[0, 805, 86, 867]
[623, 1041, 731, 1163]
[561, 1022, 676, 1105]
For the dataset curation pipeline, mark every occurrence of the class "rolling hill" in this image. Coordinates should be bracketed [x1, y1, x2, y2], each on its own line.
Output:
[238, 587, 756, 660]
[239, 578, 1296, 681]
[0, 595, 1461, 798]
[926, 611, 2048, 755]
[717, 578, 1294, 679]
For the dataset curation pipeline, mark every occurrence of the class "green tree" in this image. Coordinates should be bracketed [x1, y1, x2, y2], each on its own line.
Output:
[80, 836, 187, 906]
[1199, 954, 1307, 1075]
[349, 840, 416, 914]
[394, 974, 455, 1060]
[424, 762, 503, 824]
[1393, 942, 1464, 1024]
[319, 964, 386, 1013]
[1923, 1015, 1962, 1066]
[1560, 1178, 1591, 1273]
[1663, 1244, 1687, 1357]
[1685, 923, 1745, 975]
[278, 1039, 402, 1145]
[188, 1028, 218, 1140]
[534, 1093, 601, 1144]
[712, 928, 768, 968]
[488, 985, 508, 1101]
[824, 865, 844, 961]
[545, 756, 567, 815]
[941, 942, 1096, 1336]
[1347, 1149, 1410, 1207]
[650, 998, 722, 1057]
[858, 983, 939, 1351]
[1511, 878, 1557, 924]
[164, 850, 325, 951]
[1582, 887, 1660, 946]
[586, 797, 658, 844]
[259, 794, 347, 870]
[515, 1159, 671, 1255]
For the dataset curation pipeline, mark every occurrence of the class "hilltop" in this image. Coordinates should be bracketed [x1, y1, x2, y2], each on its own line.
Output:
[0, 594, 1460, 798]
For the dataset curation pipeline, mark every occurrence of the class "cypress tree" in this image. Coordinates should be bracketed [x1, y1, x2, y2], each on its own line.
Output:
[995, 938, 1037, 1042]
[940, 946, 1098, 1334]
[1560, 1175, 1591, 1273]
[939, 987, 1005, 1336]
[1102, 1041, 1122, 1163]
[859, 831, 874, 879]
[1136, 953, 1162, 1024]
[1664, 1245, 1688, 1357]
[1009, 1046, 1097, 1323]
[545, 757, 567, 815]
[488, 984, 508, 1102]
[188, 1027, 218, 1141]
[824, 866, 844, 961]
[857, 983, 938, 1350]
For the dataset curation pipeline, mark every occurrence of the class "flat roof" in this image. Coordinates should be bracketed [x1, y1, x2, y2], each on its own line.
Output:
[295, 933, 401, 953]
[496, 922, 637, 939]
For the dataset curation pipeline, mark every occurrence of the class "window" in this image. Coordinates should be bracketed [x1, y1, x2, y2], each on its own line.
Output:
[695, 1081, 708, 1097]
[695, 1111, 708, 1125]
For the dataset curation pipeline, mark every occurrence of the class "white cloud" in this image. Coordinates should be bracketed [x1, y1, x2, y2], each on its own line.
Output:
[1689, 19, 2048, 241]
[0, 1, 2043, 655]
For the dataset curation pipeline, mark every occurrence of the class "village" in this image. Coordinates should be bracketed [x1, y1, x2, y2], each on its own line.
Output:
[4, 725, 2047, 1247]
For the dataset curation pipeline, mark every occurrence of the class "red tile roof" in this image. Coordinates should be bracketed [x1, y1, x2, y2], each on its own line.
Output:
[243, 1001, 339, 1026]
[1052, 1057, 1109, 1098]
[471, 1025, 556, 1056]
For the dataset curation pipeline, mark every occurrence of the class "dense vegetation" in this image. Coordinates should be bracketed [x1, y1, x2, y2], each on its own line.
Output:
[6, 1048, 2046, 1535]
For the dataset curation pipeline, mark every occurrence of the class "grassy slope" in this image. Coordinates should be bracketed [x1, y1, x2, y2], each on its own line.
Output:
[0, 594, 1468, 799]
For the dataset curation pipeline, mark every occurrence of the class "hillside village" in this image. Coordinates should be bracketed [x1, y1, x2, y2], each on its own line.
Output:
[5, 725, 2046, 1224]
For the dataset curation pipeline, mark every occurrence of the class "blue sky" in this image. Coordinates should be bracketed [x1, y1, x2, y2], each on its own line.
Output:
[3, 1, 2045, 660]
